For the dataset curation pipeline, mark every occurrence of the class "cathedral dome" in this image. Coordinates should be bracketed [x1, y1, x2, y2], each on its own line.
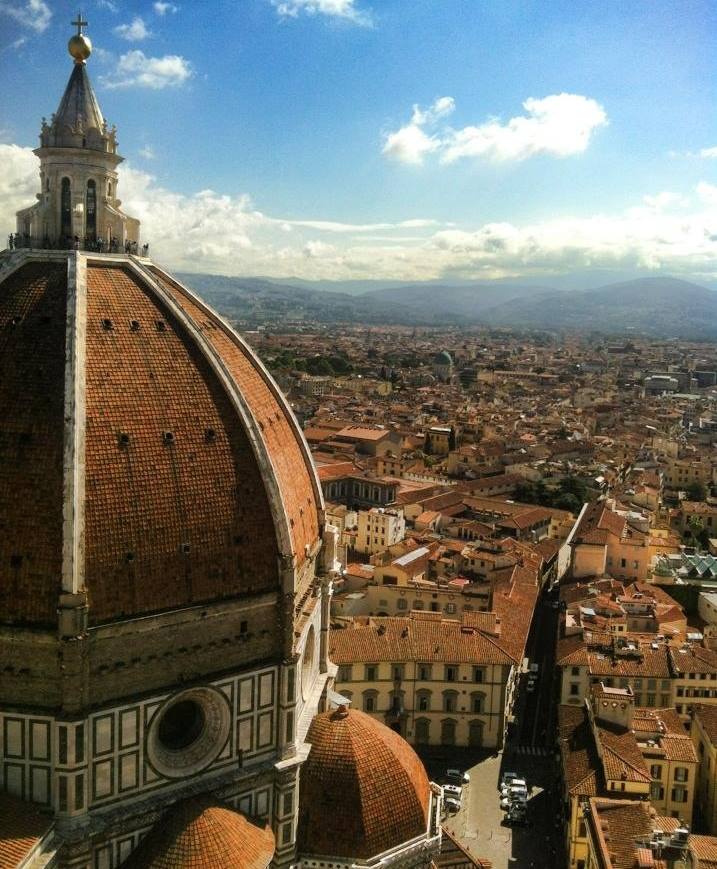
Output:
[297, 706, 431, 860]
[0, 257, 322, 627]
[121, 796, 275, 869]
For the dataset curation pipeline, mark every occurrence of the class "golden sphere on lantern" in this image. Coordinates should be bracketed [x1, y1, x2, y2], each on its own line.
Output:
[68, 33, 92, 63]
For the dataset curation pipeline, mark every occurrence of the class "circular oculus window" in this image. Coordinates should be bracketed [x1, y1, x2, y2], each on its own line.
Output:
[147, 686, 230, 779]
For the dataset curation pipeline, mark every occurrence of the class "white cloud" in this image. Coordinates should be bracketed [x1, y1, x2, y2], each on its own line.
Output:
[154, 1, 178, 14]
[102, 50, 193, 89]
[138, 145, 156, 159]
[97, 0, 119, 11]
[382, 97, 456, 165]
[271, 0, 371, 26]
[114, 17, 151, 41]
[384, 93, 607, 166]
[0, 143, 40, 220]
[700, 147, 717, 159]
[382, 124, 440, 166]
[3, 143, 717, 283]
[0, 0, 51, 32]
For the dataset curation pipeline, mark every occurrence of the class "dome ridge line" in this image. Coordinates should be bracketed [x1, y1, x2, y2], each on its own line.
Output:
[61, 251, 87, 601]
[125, 258, 295, 562]
[146, 263, 325, 522]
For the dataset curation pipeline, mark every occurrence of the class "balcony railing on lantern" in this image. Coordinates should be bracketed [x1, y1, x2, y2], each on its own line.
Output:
[6, 233, 149, 257]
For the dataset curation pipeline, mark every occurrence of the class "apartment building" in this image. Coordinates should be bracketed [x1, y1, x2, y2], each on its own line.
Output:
[559, 685, 697, 869]
[355, 507, 406, 556]
[330, 611, 520, 749]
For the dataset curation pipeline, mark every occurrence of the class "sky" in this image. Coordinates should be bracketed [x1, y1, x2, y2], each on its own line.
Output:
[1, 0, 716, 283]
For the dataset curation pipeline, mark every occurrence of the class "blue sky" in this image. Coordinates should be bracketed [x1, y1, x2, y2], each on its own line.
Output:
[1, 0, 716, 281]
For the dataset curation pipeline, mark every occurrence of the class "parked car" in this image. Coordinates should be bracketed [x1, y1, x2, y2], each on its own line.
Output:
[500, 778, 527, 797]
[446, 768, 470, 785]
[444, 796, 461, 814]
[500, 771, 520, 789]
[526, 678, 537, 693]
[500, 791, 527, 811]
[529, 663, 540, 674]
[443, 784, 463, 799]
[506, 805, 528, 826]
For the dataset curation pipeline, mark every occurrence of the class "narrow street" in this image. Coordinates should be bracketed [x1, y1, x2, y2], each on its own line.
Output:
[439, 581, 565, 868]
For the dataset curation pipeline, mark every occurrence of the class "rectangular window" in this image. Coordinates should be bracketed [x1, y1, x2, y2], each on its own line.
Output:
[650, 783, 664, 800]
[675, 767, 689, 782]
[570, 684, 580, 696]
[648, 679, 657, 690]
[397, 598, 408, 610]
[75, 724, 85, 763]
[571, 667, 580, 676]
[287, 668, 295, 703]
[58, 727, 68, 766]
[671, 787, 688, 803]
[58, 776, 68, 813]
[650, 764, 662, 780]
[473, 667, 484, 683]
[419, 664, 431, 681]
[392, 665, 404, 682]
[445, 666, 457, 682]
[445, 603, 456, 614]
[365, 665, 377, 681]
[74, 774, 84, 811]
[283, 791, 293, 816]
[647, 693, 656, 706]
[338, 665, 352, 682]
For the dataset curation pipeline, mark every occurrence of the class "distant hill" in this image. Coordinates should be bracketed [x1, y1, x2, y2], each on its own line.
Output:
[482, 277, 717, 338]
[176, 272, 717, 338]
[176, 273, 461, 326]
[363, 281, 558, 319]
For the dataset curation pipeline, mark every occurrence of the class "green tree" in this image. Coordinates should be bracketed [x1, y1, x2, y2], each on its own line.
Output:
[687, 481, 707, 502]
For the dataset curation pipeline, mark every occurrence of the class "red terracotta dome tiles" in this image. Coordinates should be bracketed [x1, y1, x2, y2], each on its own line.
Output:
[148, 269, 319, 568]
[85, 265, 279, 623]
[298, 708, 430, 860]
[0, 262, 67, 625]
[121, 797, 275, 869]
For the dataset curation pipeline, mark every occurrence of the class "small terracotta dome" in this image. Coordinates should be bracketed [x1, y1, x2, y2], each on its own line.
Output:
[298, 706, 431, 860]
[122, 796, 275, 869]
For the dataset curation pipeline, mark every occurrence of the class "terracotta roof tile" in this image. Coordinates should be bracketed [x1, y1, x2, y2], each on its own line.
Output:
[149, 267, 320, 573]
[0, 793, 53, 869]
[298, 707, 430, 859]
[0, 262, 66, 625]
[85, 265, 281, 623]
[122, 797, 274, 869]
[329, 613, 515, 666]
[693, 705, 717, 744]
[588, 799, 653, 869]
[557, 705, 602, 796]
